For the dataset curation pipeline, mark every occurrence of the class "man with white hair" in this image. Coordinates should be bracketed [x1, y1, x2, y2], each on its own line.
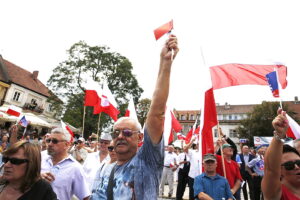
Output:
[90, 35, 179, 200]
[41, 128, 90, 200]
[70, 137, 88, 164]
[83, 133, 112, 190]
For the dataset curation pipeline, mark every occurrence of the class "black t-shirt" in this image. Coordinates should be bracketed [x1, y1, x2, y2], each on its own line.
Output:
[18, 179, 57, 200]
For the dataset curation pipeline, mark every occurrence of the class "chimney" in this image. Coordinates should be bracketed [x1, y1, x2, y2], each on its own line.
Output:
[32, 71, 39, 80]
[225, 102, 230, 109]
[295, 96, 299, 104]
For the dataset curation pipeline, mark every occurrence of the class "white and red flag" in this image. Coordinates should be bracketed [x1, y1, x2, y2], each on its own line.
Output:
[61, 120, 74, 142]
[286, 114, 300, 139]
[6, 105, 22, 117]
[177, 133, 186, 140]
[163, 107, 182, 146]
[125, 96, 138, 121]
[154, 20, 173, 40]
[93, 83, 120, 121]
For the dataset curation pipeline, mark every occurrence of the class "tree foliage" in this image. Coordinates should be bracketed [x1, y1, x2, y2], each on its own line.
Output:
[237, 101, 298, 146]
[47, 41, 143, 137]
[136, 98, 151, 126]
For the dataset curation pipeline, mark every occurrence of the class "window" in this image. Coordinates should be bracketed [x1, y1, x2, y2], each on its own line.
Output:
[31, 99, 37, 104]
[181, 115, 186, 120]
[229, 129, 238, 138]
[229, 115, 232, 120]
[12, 91, 21, 101]
[47, 104, 53, 112]
[190, 114, 194, 120]
[234, 115, 238, 120]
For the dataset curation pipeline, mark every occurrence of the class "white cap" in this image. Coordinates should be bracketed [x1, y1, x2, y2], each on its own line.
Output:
[78, 137, 85, 142]
[100, 133, 112, 141]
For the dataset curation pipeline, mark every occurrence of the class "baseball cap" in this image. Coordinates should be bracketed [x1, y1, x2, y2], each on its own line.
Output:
[203, 153, 216, 162]
[78, 137, 85, 142]
[100, 133, 112, 141]
[222, 143, 232, 150]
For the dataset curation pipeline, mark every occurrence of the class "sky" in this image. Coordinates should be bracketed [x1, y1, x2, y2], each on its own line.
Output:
[1, 0, 300, 110]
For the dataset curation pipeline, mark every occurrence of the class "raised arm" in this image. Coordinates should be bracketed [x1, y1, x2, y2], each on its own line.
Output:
[262, 109, 288, 200]
[146, 35, 179, 144]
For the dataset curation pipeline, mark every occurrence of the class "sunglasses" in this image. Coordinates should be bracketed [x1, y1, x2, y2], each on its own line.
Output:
[46, 138, 66, 144]
[112, 129, 140, 139]
[107, 146, 114, 152]
[2, 156, 29, 165]
[281, 160, 300, 171]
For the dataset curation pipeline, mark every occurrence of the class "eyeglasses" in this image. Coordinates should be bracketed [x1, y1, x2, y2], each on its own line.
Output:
[107, 146, 114, 152]
[281, 160, 300, 170]
[100, 141, 110, 145]
[46, 138, 66, 144]
[2, 156, 29, 165]
[111, 129, 140, 139]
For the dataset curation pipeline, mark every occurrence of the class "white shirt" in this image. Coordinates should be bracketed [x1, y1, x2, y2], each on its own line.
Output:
[82, 151, 110, 191]
[70, 147, 88, 164]
[41, 154, 90, 200]
[163, 151, 177, 167]
[188, 149, 201, 179]
[177, 151, 191, 169]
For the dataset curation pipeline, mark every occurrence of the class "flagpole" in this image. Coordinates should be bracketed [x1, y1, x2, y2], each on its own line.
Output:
[274, 68, 283, 109]
[82, 106, 86, 136]
[217, 123, 227, 179]
[97, 112, 102, 138]
[22, 127, 27, 140]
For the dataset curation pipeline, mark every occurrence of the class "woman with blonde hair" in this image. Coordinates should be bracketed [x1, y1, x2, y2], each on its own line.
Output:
[0, 140, 57, 200]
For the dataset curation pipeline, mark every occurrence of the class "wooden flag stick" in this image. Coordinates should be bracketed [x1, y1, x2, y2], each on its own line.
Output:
[97, 112, 102, 138]
[217, 123, 227, 179]
[82, 106, 86, 136]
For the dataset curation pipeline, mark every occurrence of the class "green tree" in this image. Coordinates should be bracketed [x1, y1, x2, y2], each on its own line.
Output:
[47, 41, 143, 138]
[136, 98, 151, 126]
[237, 101, 298, 146]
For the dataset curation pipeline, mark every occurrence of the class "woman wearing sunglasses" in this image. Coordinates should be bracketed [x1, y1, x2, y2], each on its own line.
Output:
[262, 109, 300, 200]
[0, 140, 57, 200]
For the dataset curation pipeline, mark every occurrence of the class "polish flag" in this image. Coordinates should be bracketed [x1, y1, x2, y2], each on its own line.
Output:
[286, 114, 300, 139]
[154, 20, 173, 40]
[163, 107, 182, 146]
[210, 63, 287, 90]
[177, 133, 186, 140]
[61, 120, 74, 142]
[84, 90, 100, 106]
[6, 105, 21, 117]
[185, 117, 199, 144]
[93, 83, 120, 121]
[125, 96, 138, 121]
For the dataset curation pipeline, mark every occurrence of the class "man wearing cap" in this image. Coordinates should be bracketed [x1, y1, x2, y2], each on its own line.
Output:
[70, 137, 88, 164]
[194, 153, 233, 200]
[247, 145, 266, 200]
[216, 143, 243, 200]
[83, 133, 112, 191]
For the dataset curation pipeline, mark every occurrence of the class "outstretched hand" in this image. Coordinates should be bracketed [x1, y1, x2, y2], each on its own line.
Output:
[272, 108, 289, 138]
[160, 34, 179, 61]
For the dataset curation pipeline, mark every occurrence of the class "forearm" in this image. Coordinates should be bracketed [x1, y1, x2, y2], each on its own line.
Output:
[231, 179, 241, 194]
[262, 138, 282, 198]
[198, 192, 213, 200]
[146, 60, 172, 144]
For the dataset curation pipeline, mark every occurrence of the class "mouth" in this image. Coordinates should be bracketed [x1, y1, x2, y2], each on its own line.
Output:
[116, 140, 128, 147]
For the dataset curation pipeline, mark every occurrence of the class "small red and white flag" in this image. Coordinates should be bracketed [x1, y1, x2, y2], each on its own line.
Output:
[61, 120, 74, 142]
[177, 133, 186, 140]
[163, 107, 182, 146]
[154, 20, 173, 40]
[6, 105, 22, 117]
[125, 96, 138, 121]
[286, 114, 300, 139]
[93, 83, 120, 121]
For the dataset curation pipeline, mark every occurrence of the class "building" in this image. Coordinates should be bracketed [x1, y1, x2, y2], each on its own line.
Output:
[174, 99, 300, 146]
[0, 55, 64, 135]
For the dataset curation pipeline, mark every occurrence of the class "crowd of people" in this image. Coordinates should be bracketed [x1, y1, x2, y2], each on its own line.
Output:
[0, 35, 299, 200]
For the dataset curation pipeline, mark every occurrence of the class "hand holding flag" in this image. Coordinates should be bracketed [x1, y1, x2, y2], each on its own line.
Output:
[153, 20, 173, 40]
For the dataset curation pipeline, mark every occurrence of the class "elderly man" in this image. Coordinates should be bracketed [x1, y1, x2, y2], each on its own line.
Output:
[262, 109, 300, 200]
[160, 144, 178, 198]
[90, 35, 179, 200]
[70, 137, 88, 164]
[194, 153, 233, 200]
[216, 143, 242, 200]
[83, 133, 112, 190]
[41, 128, 90, 200]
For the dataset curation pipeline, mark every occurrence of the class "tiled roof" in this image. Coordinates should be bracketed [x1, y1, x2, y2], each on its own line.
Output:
[1, 58, 50, 97]
[216, 104, 256, 114]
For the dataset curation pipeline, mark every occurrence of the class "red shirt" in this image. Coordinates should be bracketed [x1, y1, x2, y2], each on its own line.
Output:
[216, 155, 243, 188]
[281, 184, 300, 200]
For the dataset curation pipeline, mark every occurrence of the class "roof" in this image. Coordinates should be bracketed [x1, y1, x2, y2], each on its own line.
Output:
[216, 104, 256, 114]
[0, 57, 50, 97]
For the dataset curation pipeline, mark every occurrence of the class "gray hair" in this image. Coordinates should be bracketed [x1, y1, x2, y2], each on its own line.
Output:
[51, 127, 71, 142]
[113, 117, 142, 132]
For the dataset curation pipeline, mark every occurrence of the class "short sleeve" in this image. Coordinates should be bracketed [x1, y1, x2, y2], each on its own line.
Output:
[193, 176, 204, 198]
